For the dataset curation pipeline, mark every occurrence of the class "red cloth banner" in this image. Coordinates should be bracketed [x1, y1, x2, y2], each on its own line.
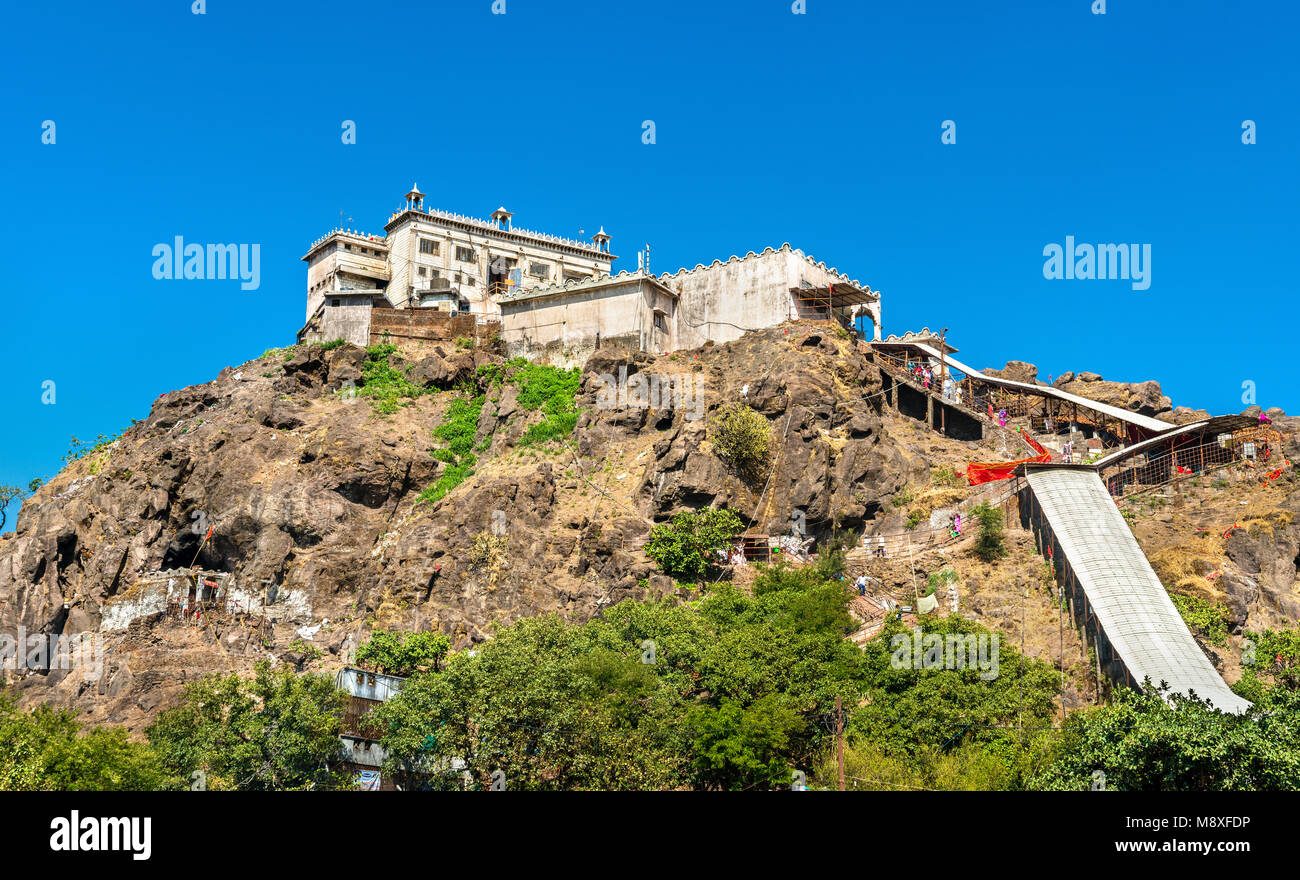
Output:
[966, 433, 1052, 485]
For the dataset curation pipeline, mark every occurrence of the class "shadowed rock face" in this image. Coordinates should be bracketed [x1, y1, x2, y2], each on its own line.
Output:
[0, 324, 912, 730]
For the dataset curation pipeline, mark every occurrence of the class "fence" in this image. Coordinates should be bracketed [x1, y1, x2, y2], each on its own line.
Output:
[862, 476, 1024, 559]
[1102, 434, 1286, 501]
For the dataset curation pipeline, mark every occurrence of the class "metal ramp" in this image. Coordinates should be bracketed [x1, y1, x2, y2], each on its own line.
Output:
[1022, 465, 1251, 714]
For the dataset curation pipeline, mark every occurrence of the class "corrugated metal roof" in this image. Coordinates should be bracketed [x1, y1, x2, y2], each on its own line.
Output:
[336, 667, 406, 702]
[890, 340, 1176, 435]
[1024, 466, 1250, 714]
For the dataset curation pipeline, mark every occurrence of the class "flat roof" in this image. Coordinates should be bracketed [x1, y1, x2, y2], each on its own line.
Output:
[1093, 414, 1269, 468]
[302, 229, 389, 261]
[790, 281, 879, 308]
[385, 207, 616, 260]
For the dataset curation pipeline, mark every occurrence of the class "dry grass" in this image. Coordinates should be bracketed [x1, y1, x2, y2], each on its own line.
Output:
[1148, 533, 1225, 601]
[467, 532, 510, 575]
[1240, 507, 1294, 539]
[370, 588, 409, 629]
[904, 486, 968, 526]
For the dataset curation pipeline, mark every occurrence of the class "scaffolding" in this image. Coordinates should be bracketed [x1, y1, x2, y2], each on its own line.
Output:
[789, 282, 877, 334]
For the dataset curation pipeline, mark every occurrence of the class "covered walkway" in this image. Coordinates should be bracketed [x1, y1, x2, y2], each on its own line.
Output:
[1019, 464, 1251, 714]
[873, 337, 1175, 445]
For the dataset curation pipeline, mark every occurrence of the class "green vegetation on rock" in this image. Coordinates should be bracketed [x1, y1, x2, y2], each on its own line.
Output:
[358, 344, 425, 414]
[709, 402, 772, 480]
[645, 508, 745, 581]
[356, 630, 452, 677]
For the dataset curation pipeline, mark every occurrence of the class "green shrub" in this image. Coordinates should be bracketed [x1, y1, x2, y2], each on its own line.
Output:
[63, 427, 130, 465]
[288, 638, 323, 663]
[892, 485, 916, 508]
[317, 339, 346, 351]
[433, 395, 484, 459]
[418, 461, 476, 505]
[709, 403, 771, 480]
[927, 568, 959, 596]
[419, 394, 485, 504]
[1234, 626, 1300, 701]
[970, 502, 1006, 562]
[358, 344, 424, 414]
[481, 358, 582, 446]
[645, 508, 745, 580]
[1169, 594, 1229, 646]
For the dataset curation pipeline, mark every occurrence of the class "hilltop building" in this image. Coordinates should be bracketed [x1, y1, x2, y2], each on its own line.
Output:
[299, 186, 881, 365]
[302, 185, 612, 320]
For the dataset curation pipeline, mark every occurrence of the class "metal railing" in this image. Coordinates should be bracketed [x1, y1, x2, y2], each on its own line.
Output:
[859, 476, 1025, 558]
[1102, 436, 1287, 501]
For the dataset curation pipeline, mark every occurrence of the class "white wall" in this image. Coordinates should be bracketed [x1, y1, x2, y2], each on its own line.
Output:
[500, 277, 672, 368]
[385, 213, 614, 318]
[664, 245, 880, 349]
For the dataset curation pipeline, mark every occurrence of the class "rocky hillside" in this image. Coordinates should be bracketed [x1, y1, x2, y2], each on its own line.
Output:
[0, 324, 916, 729]
[3, 329, 1295, 733]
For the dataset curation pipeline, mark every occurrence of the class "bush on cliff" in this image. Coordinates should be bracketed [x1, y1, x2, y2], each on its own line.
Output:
[710, 403, 772, 481]
[645, 508, 745, 581]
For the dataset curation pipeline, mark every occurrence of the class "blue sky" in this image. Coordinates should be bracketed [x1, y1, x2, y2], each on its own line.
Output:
[2, 0, 1296, 530]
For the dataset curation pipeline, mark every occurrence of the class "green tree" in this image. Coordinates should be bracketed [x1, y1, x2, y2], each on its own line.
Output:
[1033, 683, 1300, 791]
[687, 695, 804, 790]
[849, 614, 1059, 789]
[370, 562, 869, 790]
[146, 659, 347, 790]
[644, 507, 745, 580]
[370, 616, 689, 791]
[355, 630, 451, 676]
[709, 402, 772, 480]
[970, 502, 1007, 562]
[0, 485, 24, 531]
[0, 693, 165, 791]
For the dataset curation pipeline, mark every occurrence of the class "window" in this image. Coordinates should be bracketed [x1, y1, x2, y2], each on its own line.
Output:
[331, 298, 341, 307]
[529, 262, 550, 280]
[466, 276, 476, 286]
[455, 246, 476, 262]
[654, 313, 667, 332]
[563, 271, 588, 283]
[419, 239, 439, 255]
[417, 267, 426, 276]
